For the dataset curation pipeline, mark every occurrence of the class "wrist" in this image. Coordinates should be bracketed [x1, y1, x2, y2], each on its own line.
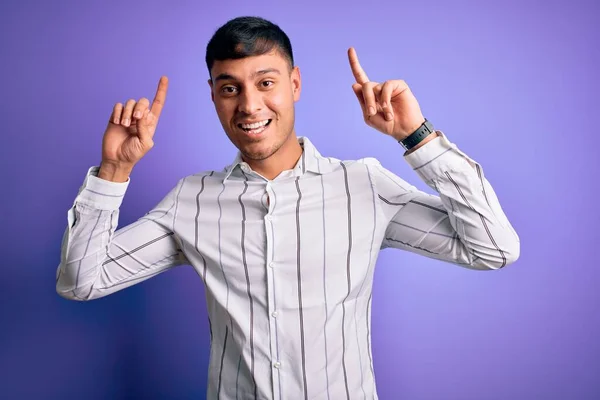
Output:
[98, 161, 133, 183]
[404, 131, 438, 154]
[398, 118, 435, 151]
[393, 117, 426, 142]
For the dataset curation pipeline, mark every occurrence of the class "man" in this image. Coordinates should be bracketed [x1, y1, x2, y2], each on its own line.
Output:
[57, 16, 519, 400]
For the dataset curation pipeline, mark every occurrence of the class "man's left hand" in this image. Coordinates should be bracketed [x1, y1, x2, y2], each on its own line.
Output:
[348, 47, 425, 141]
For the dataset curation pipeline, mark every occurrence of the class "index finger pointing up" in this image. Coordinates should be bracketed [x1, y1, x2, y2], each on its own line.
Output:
[150, 76, 169, 117]
[348, 47, 369, 84]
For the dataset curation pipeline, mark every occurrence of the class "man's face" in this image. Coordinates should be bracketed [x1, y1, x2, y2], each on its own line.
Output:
[209, 50, 301, 162]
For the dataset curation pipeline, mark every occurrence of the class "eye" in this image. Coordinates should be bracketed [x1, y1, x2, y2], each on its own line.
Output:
[261, 80, 274, 88]
[221, 85, 238, 95]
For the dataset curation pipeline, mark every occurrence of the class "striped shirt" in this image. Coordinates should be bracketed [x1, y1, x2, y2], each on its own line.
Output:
[56, 132, 520, 400]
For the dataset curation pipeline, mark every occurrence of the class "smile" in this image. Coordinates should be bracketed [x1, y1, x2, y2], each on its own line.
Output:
[237, 119, 272, 135]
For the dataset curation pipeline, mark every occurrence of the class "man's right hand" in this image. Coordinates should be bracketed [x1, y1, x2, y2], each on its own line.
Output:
[99, 76, 169, 182]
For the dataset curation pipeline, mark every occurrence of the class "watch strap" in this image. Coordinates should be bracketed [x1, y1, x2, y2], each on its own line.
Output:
[399, 118, 434, 150]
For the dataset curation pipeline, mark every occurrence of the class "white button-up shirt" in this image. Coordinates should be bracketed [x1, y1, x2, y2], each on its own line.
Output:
[57, 133, 519, 400]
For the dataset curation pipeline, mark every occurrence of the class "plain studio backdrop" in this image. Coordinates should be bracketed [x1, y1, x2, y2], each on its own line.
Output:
[1, 0, 598, 399]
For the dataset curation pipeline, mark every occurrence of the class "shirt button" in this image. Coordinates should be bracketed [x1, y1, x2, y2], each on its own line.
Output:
[273, 361, 281, 369]
[266, 215, 272, 221]
[269, 262, 274, 268]
[271, 311, 278, 318]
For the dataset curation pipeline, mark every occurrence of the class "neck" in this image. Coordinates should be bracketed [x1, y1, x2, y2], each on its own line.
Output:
[244, 133, 303, 180]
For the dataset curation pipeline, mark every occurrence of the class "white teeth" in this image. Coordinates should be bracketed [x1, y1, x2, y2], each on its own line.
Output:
[246, 124, 268, 135]
[241, 120, 269, 129]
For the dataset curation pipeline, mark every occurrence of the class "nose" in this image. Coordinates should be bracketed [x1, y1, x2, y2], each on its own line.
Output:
[237, 87, 263, 115]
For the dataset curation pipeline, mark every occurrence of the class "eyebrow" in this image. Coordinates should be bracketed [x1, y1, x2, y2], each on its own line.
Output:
[214, 68, 281, 82]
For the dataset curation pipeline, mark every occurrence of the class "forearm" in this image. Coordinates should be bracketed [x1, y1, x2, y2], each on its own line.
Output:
[56, 166, 130, 300]
[403, 131, 520, 269]
[56, 204, 117, 300]
[56, 167, 186, 301]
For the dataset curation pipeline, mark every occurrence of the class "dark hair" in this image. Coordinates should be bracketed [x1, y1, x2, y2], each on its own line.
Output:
[205, 16, 294, 76]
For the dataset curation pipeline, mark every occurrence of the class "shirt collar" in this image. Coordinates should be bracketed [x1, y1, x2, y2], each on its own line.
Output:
[223, 136, 332, 181]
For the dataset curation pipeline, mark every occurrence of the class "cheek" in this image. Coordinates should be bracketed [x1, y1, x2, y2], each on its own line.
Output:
[267, 90, 294, 115]
[215, 100, 234, 121]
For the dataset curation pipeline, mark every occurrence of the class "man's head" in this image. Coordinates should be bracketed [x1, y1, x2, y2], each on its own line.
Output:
[206, 16, 301, 163]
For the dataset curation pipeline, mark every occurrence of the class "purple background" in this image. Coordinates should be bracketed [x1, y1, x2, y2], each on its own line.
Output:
[2, 0, 599, 398]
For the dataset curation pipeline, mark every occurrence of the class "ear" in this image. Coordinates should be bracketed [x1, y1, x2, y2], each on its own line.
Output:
[291, 66, 301, 102]
[207, 78, 214, 103]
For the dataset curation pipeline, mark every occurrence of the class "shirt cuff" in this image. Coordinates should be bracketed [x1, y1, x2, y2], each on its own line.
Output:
[403, 130, 478, 183]
[74, 166, 130, 210]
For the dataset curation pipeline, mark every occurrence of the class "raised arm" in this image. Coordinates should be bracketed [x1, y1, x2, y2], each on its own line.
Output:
[371, 132, 520, 270]
[56, 76, 189, 300]
[56, 171, 188, 300]
[347, 47, 519, 270]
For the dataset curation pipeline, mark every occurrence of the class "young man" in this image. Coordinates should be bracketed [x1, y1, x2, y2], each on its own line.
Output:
[57, 16, 519, 400]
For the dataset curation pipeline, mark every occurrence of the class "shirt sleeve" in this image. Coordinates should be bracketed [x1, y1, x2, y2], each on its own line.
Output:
[371, 131, 520, 270]
[56, 166, 189, 301]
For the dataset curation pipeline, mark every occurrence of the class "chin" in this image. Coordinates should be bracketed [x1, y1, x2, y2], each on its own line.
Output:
[226, 120, 292, 161]
[241, 141, 277, 161]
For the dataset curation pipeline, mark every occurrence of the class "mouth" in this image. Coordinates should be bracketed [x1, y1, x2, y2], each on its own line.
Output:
[237, 119, 272, 136]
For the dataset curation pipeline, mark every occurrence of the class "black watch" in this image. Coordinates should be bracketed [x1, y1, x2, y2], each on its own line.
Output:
[399, 118, 435, 150]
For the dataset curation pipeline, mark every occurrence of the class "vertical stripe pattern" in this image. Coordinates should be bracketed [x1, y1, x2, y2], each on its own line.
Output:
[340, 163, 353, 400]
[238, 178, 257, 398]
[295, 177, 309, 400]
[58, 135, 520, 399]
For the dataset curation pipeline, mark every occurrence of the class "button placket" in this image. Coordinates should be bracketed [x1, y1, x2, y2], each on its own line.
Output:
[264, 182, 281, 398]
